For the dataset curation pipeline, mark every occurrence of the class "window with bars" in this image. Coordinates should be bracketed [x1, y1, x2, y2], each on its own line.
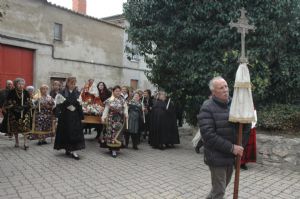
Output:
[54, 23, 63, 41]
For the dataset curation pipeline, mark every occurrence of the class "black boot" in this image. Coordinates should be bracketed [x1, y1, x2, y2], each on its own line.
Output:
[241, 164, 248, 170]
[95, 130, 100, 140]
[65, 150, 71, 156]
[124, 131, 129, 148]
[132, 134, 139, 150]
[95, 125, 103, 139]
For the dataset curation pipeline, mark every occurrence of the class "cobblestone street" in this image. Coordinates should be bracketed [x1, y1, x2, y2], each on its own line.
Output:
[0, 128, 299, 199]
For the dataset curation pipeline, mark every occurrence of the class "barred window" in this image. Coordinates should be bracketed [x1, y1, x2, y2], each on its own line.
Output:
[54, 23, 63, 41]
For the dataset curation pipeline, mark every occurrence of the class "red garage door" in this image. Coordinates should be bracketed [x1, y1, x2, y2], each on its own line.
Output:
[0, 44, 34, 88]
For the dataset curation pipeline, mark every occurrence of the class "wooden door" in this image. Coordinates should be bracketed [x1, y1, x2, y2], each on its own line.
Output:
[0, 44, 34, 88]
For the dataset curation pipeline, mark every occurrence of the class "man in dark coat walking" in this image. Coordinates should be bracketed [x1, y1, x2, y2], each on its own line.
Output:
[198, 76, 249, 199]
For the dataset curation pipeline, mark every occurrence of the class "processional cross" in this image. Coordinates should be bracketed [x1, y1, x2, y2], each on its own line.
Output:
[229, 7, 256, 199]
[229, 7, 255, 63]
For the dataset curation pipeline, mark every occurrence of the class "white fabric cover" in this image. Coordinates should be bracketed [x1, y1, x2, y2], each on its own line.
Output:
[252, 110, 257, 128]
[229, 63, 255, 123]
[88, 82, 99, 97]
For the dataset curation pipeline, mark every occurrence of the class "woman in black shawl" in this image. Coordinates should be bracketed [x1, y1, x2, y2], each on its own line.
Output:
[5, 78, 32, 150]
[54, 77, 85, 160]
[149, 91, 180, 149]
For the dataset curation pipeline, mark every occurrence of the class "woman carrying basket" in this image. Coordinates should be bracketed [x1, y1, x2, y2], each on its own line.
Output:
[101, 85, 128, 158]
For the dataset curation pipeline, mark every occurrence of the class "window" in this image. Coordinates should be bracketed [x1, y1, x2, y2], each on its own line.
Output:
[126, 43, 140, 62]
[50, 77, 66, 89]
[54, 23, 63, 41]
[130, 79, 138, 90]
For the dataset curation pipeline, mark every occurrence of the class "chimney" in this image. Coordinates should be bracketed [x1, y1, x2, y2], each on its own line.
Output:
[72, 0, 86, 15]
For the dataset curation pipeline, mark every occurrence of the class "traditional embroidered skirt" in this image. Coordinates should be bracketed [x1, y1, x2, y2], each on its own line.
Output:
[101, 111, 124, 149]
[8, 112, 31, 134]
[31, 110, 55, 140]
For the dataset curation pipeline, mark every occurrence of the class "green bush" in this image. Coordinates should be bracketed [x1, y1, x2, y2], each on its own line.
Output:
[257, 104, 300, 132]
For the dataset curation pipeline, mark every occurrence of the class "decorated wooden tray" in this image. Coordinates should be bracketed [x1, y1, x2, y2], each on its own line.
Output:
[82, 115, 102, 124]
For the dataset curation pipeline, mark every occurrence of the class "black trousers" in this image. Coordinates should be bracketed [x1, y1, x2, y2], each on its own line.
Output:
[196, 138, 204, 148]
[96, 124, 103, 138]
[124, 131, 139, 148]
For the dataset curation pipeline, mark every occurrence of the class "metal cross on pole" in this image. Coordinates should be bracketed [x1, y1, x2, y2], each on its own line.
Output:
[229, 7, 256, 199]
[229, 7, 256, 63]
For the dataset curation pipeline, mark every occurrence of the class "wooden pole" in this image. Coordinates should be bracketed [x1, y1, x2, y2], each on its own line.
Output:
[233, 123, 243, 199]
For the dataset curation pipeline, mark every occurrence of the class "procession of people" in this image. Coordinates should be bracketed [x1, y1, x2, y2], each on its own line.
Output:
[0, 75, 257, 199]
[0, 77, 181, 159]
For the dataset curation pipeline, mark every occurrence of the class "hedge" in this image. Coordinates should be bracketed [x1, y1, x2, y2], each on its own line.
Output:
[257, 104, 300, 133]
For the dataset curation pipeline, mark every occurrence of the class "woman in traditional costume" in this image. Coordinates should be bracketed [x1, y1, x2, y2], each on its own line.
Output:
[5, 78, 32, 150]
[101, 85, 128, 158]
[94, 82, 111, 139]
[149, 91, 180, 149]
[241, 110, 257, 170]
[31, 84, 55, 145]
[126, 92, 143, 150]
[54, 77, 85, 160]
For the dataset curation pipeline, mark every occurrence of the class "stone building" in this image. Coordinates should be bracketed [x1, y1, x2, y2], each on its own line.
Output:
[0, 0, 153, 91]
[102, 14, 154, 91]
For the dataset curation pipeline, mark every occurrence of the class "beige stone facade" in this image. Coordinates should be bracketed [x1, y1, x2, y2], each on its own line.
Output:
[0, 0, 153, 90]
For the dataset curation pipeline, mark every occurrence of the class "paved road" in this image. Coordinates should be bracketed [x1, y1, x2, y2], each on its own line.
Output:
[0, 128, 299, 199]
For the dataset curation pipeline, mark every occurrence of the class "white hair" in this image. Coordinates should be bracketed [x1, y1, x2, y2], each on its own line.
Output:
[26, 85, 35, 92]
[13, 78, 25, 87]
[6, 80, 13, 85]
[209, 76, 224, 91]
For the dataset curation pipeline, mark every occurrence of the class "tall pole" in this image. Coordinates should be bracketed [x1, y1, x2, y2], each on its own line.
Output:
[233, 123, 243, 199]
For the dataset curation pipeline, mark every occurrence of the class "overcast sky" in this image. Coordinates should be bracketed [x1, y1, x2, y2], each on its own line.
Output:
[47, 0, 127, 18]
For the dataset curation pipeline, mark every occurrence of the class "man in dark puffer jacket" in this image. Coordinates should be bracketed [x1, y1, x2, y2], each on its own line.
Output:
[198, 76, 250, 199]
